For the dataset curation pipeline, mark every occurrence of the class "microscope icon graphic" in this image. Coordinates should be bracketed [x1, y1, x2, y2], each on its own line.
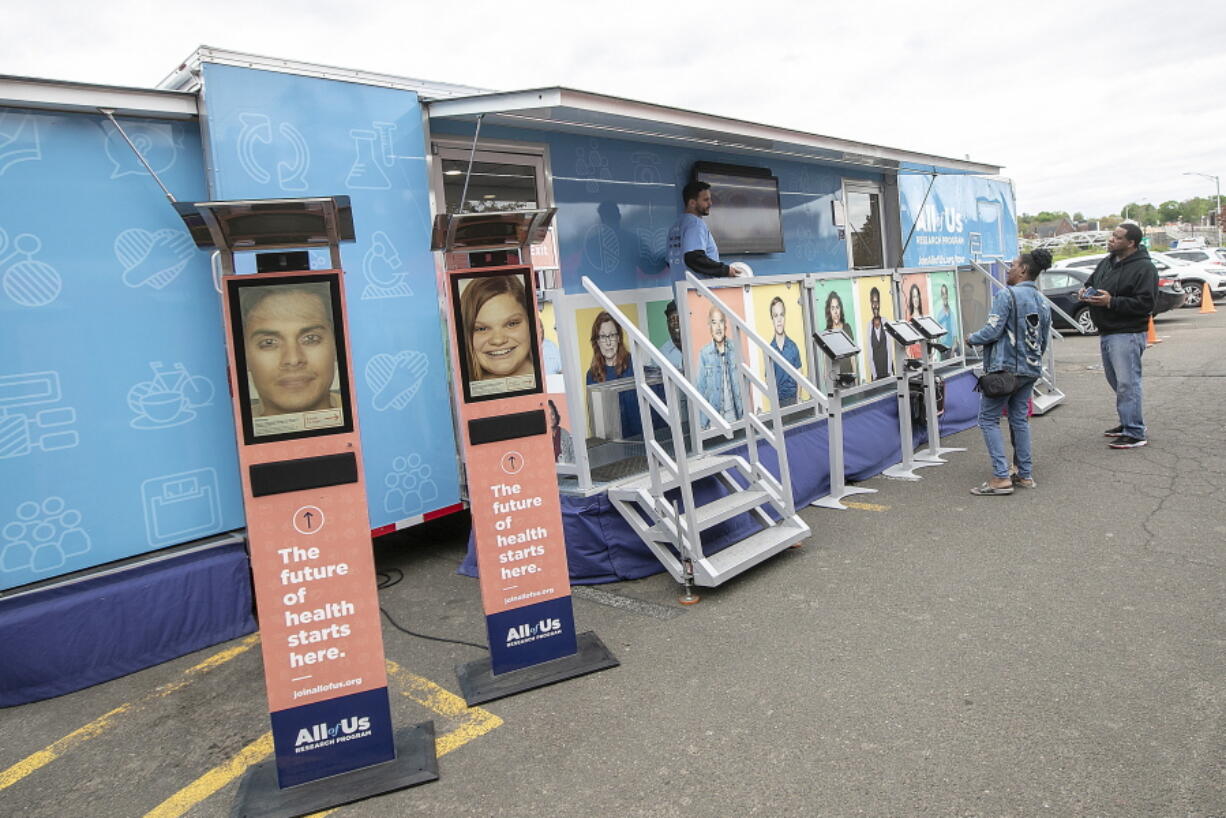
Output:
[361, 230, 414, 300]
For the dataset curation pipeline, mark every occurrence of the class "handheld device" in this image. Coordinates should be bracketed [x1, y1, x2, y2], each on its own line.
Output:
[1082, 287, 1100, 298]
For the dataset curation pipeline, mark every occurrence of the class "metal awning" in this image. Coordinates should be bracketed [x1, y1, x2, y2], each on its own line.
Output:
[426, 87, 1000, 176]
[0, 74, 197, 119]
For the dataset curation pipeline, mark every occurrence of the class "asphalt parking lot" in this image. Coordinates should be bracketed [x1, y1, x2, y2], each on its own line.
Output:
[2, 307, 1223, 817]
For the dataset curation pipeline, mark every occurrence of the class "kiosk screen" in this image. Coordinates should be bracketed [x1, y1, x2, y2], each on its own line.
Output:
[884, 320, 925, 346]
[451, 268, 543, 403]
[813, 329, 859, 360]
[228, 274, 354, 444]
[911, 315, 948, 339]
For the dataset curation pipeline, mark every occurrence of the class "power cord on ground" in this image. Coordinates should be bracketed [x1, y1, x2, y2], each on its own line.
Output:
[376, 568, 488, 651]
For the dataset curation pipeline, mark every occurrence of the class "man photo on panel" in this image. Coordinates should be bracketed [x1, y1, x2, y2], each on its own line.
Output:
[867, 286, 892, 380]
[1080, 222, 1158, 449]
[934, 282, 961, 360]
[658, 300, 685, 371]
[240, 282, 342, 432]
[696, 305, 743, 429]
[768, 296, 801, 407]
[666, 180, 748, 281]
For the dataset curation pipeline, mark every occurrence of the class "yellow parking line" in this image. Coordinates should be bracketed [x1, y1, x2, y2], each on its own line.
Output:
[142, 661, 502, 818]
[144, 734, 274, 818]
[0, 634, 260, 792]
[385, 659, 503, 757]
[842, 500, 890, 512]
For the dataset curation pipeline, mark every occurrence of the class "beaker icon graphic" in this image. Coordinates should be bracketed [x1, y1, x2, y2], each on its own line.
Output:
[345, 130, 390, 190]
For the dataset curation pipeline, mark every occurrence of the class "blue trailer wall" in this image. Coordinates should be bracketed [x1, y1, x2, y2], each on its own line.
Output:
[899, 172, 1017, 266]
[431, 122, 879, 291]
[0, 108, 244, 591]
[198, 64, 461, 527]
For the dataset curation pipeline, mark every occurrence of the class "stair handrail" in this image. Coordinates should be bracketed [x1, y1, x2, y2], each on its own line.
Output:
[967, 260, 1071, 395]
[580, 276, 731, 437]
[969, 260, 1081, 333]
[685, 273, 827, 519]
[581, 276, 730, 573]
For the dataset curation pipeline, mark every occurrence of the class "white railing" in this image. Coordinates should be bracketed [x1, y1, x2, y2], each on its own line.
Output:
[685, 273, 830, 520]
[968, 261, 1075, 399]
[581, 276, 732, 566]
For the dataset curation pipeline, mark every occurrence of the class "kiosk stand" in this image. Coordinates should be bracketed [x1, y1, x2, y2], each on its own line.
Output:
[810, 330, 877, 510]
[434, 213, 618, 707]
[176, 197, 438, 817]
[881, 320, 939, 481]
[909, 316, 964, 464]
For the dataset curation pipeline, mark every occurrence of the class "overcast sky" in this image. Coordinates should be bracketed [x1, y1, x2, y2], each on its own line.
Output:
[5, 0, 1223, 218]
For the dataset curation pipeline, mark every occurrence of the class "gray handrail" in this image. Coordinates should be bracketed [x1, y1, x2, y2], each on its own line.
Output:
[969, 260, 1082, 333]
[581, 276, 732, 434]
[685, 273, 829, 413]
[684, 273, 806, 518]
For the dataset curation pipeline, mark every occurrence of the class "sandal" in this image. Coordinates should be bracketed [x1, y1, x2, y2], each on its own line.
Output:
[970, 481, 1014, 496]
[1011, 475, 1037, 489]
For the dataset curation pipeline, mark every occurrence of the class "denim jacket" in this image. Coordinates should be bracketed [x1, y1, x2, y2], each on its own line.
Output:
[966, 281, 1051, 378]
[695, 340, 743, 428]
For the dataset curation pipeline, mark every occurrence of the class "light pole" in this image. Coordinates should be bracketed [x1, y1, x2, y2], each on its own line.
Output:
[1123, 198, 1148, 224]
[1184, 172, 1222, 246]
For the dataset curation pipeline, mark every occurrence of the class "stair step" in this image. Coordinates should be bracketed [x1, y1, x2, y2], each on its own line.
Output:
[1030, 388, 1064, 415]
[608, 453, 743, 499]
[696, 520, 809, 587]
[643, 488, 770, 541]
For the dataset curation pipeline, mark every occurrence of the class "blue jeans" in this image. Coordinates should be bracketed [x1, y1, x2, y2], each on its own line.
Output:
[1100, 332, 1146, 439]
[978, 376, 1037, 480]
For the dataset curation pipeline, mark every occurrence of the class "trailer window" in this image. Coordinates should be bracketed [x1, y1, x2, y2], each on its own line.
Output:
[846, 189, 884, 269]
[441, 160, 540, 214]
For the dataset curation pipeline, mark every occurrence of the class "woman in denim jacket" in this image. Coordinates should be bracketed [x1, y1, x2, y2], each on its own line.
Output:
[965, 249, 1053, 495]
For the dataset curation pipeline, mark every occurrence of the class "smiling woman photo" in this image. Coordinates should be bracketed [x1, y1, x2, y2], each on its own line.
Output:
[460, 274, 536, 383]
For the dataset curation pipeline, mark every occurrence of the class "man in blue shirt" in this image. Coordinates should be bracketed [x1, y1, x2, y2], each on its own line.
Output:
[666, 181, 745, 281]
[933, 283, 961, 360]
[768, 296, 801, 406]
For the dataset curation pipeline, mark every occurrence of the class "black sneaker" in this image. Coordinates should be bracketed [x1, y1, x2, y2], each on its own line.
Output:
[1103, 425, 1125, 437]
[1108, 436, 1148, 449]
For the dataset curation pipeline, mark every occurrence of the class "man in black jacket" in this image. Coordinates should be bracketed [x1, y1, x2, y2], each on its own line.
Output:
[1080, 223, 1158, 448]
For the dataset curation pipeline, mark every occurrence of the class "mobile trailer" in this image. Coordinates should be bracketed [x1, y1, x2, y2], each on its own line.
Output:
[0, 48, 1019, 703]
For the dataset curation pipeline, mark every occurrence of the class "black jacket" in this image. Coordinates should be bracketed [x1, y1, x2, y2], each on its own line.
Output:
[1085, 248, 1158, 334]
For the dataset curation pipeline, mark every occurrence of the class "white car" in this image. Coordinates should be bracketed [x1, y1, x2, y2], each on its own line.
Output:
[1060, 250, 1226, 307]
[1165, 246, 1226, 267]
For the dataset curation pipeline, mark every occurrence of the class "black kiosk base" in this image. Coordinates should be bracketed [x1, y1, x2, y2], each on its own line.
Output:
[231, 721, 438, 818]
[456, 631, 620, 706]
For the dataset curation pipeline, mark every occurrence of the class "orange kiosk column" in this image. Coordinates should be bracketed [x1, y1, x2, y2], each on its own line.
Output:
[175, 197, 437, 815]
[436, 211, 618, 705]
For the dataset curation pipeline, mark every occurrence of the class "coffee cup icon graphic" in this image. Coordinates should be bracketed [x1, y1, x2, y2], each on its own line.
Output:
[139, 390, 188, 424]
[128, 363, 213, 429]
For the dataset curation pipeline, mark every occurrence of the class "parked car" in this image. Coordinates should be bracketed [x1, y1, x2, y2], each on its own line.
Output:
[1165, 247, 1226, 267]
[1037, 267, 1185, 334]
[1060, 250, 1226, 308]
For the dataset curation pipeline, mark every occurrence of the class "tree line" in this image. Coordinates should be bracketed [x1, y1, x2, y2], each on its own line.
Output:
[1020, 196, 1219, 234]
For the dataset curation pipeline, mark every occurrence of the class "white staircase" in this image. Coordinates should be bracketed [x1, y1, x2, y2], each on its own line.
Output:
[581, 276, 813, 595]
[608, 451, 808, 588]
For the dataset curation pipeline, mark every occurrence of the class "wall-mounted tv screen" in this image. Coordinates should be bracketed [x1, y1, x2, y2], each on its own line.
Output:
[692, 162, 785, 255]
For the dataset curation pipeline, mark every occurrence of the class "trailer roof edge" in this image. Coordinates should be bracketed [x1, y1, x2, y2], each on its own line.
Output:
[0, 74, 198, 119]
[426, 87, 1002, 175]
[158, 46, 493, 100]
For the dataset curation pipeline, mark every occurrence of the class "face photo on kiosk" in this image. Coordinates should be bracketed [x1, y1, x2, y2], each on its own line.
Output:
[238, 281, 344, 438]
[456, 271, 540, 400]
